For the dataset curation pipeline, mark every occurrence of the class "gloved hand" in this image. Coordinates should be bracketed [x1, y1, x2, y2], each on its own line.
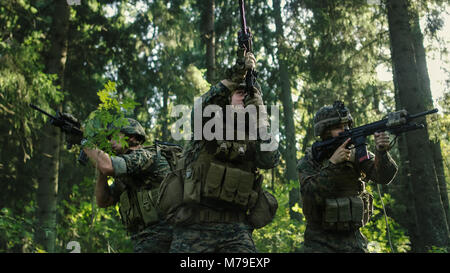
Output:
[225, 49, 256, 86]
[330, 138, 352, 164]
[244, 52, 256, 70]
[374, 131, 391, 152]
[237, 47, 256, 70]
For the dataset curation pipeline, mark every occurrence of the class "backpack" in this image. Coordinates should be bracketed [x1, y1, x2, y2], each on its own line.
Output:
[155, 140, 187, 224]
[118, 141, 184, 231]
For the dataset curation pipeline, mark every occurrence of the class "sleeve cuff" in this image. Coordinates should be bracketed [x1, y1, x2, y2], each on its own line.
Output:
[322, 159, 336, 169]
[110, 156, 127, 176]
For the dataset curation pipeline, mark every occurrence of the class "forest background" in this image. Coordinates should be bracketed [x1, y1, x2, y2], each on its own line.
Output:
[0, 0, 449, 253]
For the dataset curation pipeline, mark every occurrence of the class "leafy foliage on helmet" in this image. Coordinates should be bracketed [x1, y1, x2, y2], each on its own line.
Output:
[119, 118, 146, 143]
[313, 101, 353, 138]
[82, 81, 140, 155]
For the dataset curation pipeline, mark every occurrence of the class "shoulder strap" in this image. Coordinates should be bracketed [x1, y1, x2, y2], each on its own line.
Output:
[155, 142, 162, 166]
[151, 140, 184, 171]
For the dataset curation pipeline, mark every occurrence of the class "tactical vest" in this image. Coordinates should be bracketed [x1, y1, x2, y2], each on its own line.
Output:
[118, 185, 160, 233]
[187, 140, 260, 214]
[117, 143, 182, 233]
[302, 151, 373, 232]
[158, 139, 263, 225]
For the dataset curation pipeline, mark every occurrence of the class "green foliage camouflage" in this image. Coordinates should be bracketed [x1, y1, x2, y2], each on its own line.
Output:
[82, 81, 140, 156]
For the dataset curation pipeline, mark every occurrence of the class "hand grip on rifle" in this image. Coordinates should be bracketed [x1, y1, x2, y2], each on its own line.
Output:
[56, 112, 89, 165]
[29, 104, 88, 165]
[78, 139, 89, 166]
[57, 112, 83, 146]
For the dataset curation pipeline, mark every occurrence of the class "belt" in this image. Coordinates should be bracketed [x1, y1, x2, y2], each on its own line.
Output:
[194, 207, 246, 223]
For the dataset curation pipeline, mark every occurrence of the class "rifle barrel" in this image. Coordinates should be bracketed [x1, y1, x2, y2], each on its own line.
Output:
[239, 0, 247, 34]
[29, 103, 58, 120]
[409, 108, 438, 119]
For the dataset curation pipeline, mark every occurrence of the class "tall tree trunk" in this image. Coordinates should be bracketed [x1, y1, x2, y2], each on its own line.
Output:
[389, 63, 421, 252]
[200, 0, 215, 84]
[35, 0, 70, 253]
[431, 140, 450, 228]
[386, 0, 449, 251]
[273, 0, 302, 222]
[410, 10, 450, 229]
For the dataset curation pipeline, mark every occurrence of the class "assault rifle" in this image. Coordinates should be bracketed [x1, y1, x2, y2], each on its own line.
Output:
[30, 104, 88, 165]
[238, 0, 257, 96]
[311, 108, 439, 163]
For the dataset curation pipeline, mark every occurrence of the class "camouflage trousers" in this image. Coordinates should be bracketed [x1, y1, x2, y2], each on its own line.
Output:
[303, 225, 369, 253]
[170, 222, 256, 253]
[131, 221, 173, 253]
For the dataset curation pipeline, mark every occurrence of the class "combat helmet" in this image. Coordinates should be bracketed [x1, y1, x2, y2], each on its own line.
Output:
[109, 118, 146, 144]
[313, 101, 353, 138]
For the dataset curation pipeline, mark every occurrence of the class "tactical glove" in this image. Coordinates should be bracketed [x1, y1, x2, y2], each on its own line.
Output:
[225, 49, 256, 87]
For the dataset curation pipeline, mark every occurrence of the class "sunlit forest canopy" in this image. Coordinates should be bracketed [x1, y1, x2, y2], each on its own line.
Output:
[0, 0, 449, 253]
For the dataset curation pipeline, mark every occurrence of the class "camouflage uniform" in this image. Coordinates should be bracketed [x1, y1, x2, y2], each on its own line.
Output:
[107, 119, 173, 253]
[297, 102, 398, 253]
[170, 223, 256, 253]
[169, 81, 280, 253]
